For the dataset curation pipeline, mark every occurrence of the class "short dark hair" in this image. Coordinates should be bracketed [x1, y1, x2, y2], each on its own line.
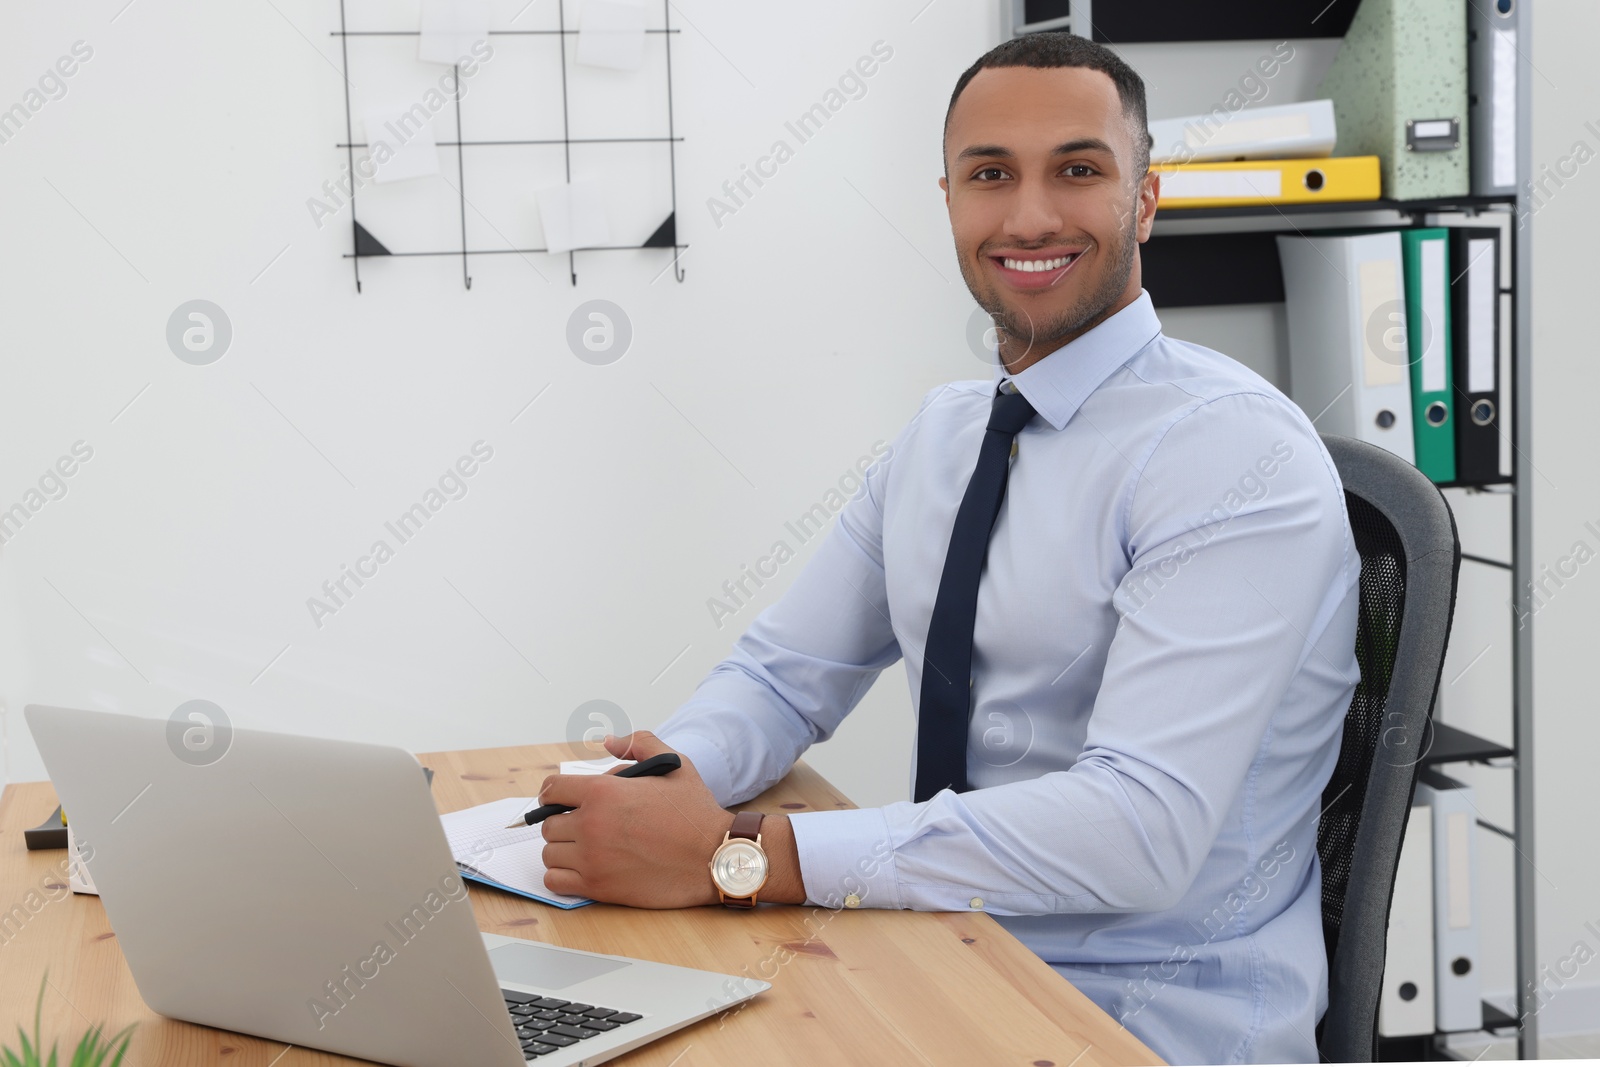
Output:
[944, 32, 1154, 179]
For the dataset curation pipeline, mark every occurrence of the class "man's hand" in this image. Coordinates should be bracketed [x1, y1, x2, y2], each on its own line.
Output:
[539, 730, 808, 908]
[539, 731, 732, 908]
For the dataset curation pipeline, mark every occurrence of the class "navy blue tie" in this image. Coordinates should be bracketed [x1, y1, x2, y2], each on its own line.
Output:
[914, 386, 1037, 803]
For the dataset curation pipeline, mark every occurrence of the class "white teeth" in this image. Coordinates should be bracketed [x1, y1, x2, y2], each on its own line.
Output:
[1002, 254, 1076, 272]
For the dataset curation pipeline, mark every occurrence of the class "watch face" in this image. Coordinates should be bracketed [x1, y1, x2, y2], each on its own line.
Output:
[711, 840, 768, 898]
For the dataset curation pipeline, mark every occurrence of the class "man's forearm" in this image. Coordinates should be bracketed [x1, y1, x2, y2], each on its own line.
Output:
[757, 814, 807, 905]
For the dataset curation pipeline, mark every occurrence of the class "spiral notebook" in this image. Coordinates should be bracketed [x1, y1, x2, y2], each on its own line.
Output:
[437, 757, 629, 910]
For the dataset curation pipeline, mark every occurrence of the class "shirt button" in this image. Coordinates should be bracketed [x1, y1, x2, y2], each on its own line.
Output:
[844, 894, 861, 909]
[969, 897, 984, 910]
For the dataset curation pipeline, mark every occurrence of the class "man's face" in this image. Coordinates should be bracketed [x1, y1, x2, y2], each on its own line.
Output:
[941, 65, 1158, 369]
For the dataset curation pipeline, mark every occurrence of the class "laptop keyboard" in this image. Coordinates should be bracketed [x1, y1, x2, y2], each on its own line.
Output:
[502, 990, 644, 1058]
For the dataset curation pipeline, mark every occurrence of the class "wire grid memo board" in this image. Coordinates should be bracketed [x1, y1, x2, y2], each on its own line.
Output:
[330, 0, 685, 291]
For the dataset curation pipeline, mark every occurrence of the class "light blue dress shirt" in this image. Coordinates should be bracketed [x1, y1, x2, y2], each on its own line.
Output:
[657, 289, 1362, 1065]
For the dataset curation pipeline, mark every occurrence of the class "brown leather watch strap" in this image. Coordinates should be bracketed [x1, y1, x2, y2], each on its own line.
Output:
[728, 811, 764, 841]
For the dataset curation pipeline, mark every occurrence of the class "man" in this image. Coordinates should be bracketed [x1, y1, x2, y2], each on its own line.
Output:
[536, 32, 1361, 1065]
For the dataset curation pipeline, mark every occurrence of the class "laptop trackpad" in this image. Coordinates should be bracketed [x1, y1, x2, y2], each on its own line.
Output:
[490, 942, 632, 991]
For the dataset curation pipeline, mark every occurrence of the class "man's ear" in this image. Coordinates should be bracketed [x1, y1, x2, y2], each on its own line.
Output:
[938, 174, 949, 207]
[1136, 172, 1160, 242]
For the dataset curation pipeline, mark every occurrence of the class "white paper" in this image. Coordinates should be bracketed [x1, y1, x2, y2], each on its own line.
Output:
[577, 0, 647, 70]
[440, 796, 591, 907]
[1466, 238, 1496, 393]
[1149, 99, 1335, 164]
[560, 756, 633, 775]
[67, 825, 98, 896]
[1159, 168, 1282, 200]
[1445, 811, 1473, 929]
[1200, 112, 1312, 150]
[364, 106, 440, 183]
[1358, 257, 1405, 388]
[419, 0, 492, 66]
[1497, 289, 1512, 477]
[1491, 28, 1518, 188]
[537, 181, 611, 253]
[1420, 238, 1447, 393]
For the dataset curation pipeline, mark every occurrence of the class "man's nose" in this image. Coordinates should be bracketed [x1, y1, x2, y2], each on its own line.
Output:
[1004, 177, 1065, 242]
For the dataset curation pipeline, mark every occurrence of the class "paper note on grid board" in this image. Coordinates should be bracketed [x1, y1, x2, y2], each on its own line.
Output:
[537, 181, 612, 253]
[419, 0, 491, 66]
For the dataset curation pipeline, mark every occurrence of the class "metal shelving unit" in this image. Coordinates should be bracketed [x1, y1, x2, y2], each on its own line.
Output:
[1005, 1, 1538, 1059]
[1147, 192, 1535, 1062]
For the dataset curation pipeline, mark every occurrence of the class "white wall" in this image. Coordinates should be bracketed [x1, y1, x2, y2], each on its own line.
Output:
[0, 0, 1003, 807]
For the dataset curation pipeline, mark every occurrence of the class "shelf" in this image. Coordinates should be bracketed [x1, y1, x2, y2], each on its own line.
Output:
[1145, 210, 1519, 308]
[1479, 1001, 1519, 1034]
[1433, 476, 1514, 492]
[1421, 722, 1514, 767]
[1377, 1002, 1521, 1061]
[1152, 194, 1516, 223]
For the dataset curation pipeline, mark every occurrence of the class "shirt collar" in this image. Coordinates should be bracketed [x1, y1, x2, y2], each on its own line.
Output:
[992, 289, 1163, 431]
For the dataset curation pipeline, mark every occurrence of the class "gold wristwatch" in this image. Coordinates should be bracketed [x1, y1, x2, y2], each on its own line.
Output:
[709, 811, 768, 908]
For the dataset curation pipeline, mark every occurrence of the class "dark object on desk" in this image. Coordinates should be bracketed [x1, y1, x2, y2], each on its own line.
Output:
[423, 765, 434, 788]
[504, 753, 682, 828]
[24, 804, 69, 850]
[1313, 434, 1462, 1062]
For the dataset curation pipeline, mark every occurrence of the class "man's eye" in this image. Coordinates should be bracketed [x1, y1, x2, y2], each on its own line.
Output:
[973, 167, 1009, 181]
[1064, 164, 1097, 178]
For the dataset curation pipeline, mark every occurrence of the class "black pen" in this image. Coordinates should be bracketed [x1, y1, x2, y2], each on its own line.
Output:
[503, 752, 683, 828]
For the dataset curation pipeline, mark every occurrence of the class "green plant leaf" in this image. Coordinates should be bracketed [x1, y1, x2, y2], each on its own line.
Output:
[0, 974, 136, 1067]
[104, 1027, 134, 1067]
[19, 973, 46, 1067]
[68, 1026, 98, 1067]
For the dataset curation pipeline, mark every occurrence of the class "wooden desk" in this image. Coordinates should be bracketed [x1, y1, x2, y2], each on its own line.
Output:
[0, 745, 1161, 1066]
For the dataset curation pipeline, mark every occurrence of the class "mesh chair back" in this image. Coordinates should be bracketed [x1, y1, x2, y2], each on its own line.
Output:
[1315, 435, 1460, 1062]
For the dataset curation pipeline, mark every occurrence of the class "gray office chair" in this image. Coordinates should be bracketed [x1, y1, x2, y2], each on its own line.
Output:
[1314, 434, 1461, 1062]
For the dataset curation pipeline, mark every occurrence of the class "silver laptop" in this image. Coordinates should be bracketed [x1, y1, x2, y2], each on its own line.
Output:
[25, 705, 768, 1066]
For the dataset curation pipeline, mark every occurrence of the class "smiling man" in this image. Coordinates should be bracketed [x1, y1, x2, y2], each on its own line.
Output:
[536, 33, 1361, 1065]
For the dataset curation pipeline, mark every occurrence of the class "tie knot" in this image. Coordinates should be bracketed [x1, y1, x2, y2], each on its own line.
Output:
[988, 388, 1036, 435]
